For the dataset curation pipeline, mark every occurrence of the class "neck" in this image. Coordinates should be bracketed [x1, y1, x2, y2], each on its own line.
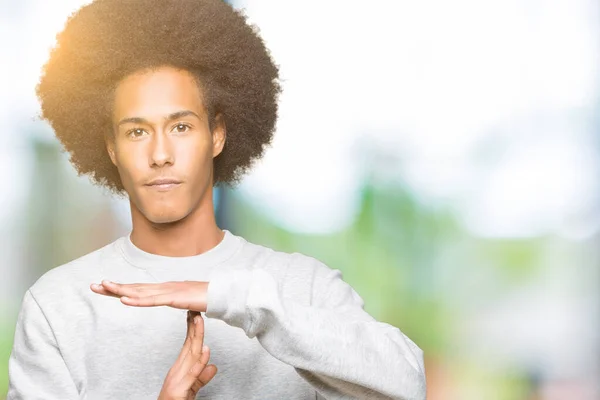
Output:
[128, 186, 224, 257]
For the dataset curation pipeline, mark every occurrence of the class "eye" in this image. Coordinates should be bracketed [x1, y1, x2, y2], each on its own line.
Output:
[173, 123, 191, 133]
[126, 128, 147, 138]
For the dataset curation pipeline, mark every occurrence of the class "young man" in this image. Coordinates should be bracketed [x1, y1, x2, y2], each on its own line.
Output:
[7, 1, 426, 399]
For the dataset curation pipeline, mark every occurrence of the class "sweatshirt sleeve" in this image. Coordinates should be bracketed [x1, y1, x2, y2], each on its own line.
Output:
[205, 256, 426, 400]
[7, 290, 79, 400]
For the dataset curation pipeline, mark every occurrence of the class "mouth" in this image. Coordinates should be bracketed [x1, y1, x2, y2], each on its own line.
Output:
[145, 179, 182, 191]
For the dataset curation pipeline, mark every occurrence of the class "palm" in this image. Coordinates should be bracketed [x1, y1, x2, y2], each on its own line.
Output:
[90, 280, 209, 313]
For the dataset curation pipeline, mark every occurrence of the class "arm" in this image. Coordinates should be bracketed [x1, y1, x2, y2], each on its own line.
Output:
[205, 256, 426, 400]
[7, 290, 79, 400]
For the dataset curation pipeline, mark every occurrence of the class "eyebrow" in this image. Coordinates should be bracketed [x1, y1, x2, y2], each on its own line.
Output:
[116, 110, 201, 127]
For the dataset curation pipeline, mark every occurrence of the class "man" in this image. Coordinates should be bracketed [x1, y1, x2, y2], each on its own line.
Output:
[7, 0, 426, 399]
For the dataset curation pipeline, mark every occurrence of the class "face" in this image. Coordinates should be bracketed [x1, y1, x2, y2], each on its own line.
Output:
[107, 66, 225, 224]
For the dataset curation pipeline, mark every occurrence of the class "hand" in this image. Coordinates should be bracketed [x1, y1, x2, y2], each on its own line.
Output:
[158, 311, 217, 400]
[90, 280, 209, 313]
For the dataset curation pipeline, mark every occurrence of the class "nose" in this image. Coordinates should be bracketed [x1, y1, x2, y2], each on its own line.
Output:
[149, 131, 174, 167]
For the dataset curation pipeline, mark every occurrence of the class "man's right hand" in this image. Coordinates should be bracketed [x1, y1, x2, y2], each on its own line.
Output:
[158, 311, 217, 400]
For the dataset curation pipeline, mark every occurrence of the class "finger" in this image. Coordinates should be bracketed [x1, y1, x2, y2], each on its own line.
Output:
[192, 314, 205, 355]
[90, 284, 121, 298]
[120, 292, 178, 308]
[100, 280, 146, 297]
[181, 346, 211, 391]
[100, 281, 168, 296]
[186, 314, 205, 366]
[171, 311, 196, 371]
[166, 311, 200, 382]
[176, 314, 205, 382]
[98, 281, 129, 297]
[190, 364, 217, 393]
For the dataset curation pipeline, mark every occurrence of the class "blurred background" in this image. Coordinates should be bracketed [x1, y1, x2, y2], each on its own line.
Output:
[1, 0, 599, 398]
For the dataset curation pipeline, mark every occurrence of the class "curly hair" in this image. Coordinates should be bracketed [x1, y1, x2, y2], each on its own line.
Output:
[36, 0, 281, 195]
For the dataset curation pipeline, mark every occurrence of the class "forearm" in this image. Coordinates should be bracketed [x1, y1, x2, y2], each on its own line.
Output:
[206, 268, 426, 400]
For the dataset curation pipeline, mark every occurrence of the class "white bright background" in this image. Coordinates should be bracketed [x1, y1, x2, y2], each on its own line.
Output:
[240, 0, 600, 239]
[2, 0, 598, 238]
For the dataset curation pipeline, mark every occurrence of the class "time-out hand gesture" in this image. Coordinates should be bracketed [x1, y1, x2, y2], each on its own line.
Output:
[158, 311, 217, 400]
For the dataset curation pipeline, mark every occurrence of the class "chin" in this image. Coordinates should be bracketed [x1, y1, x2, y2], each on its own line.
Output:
[129, 191, 195, 225]
[147, 214, 184, 224]
[142, 205, 189, 225]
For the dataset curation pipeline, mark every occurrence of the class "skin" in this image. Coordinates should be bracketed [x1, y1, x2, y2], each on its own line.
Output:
[91, 66, 228, 397]
[107, 65, 226, 257]
[159, 311, 216, 400]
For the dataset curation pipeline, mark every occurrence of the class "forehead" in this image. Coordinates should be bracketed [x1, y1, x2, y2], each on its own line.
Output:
[112, 66, 205, 121]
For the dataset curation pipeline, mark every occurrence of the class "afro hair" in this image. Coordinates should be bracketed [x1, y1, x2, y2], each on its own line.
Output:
[36, 0, 281, 195]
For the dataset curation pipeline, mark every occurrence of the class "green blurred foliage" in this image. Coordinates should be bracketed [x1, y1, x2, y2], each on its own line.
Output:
[0, 314, 16, 398]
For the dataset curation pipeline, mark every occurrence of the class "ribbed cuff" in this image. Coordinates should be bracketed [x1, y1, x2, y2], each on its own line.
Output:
[205, 269, 254, 334]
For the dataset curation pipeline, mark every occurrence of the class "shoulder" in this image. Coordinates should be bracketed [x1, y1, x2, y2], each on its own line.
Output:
[235, 235, 331, 278]
[234, 235, 344, 303]
[28, 238, 120, 302]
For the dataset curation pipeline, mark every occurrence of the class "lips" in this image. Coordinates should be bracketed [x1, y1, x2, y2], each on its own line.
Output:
[145, 178, 182, 186]
[145, 178, 182, 191]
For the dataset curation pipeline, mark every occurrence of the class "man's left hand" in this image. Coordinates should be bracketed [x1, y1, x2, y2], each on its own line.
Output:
[90, 280, 209, 312]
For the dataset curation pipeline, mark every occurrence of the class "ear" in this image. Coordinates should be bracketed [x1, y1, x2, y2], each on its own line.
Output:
[106, 139, 117, 166]
[212, 113, 227, 158]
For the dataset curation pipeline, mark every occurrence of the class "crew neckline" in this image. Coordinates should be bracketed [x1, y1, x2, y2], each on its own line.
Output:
[117, 229, 243, 270]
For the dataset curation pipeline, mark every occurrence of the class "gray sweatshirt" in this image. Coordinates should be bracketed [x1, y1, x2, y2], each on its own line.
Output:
[7, 230, 426, 400]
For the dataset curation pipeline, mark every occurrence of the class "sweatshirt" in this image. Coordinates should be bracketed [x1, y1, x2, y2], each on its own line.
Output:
[7, 229, 426, 400]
